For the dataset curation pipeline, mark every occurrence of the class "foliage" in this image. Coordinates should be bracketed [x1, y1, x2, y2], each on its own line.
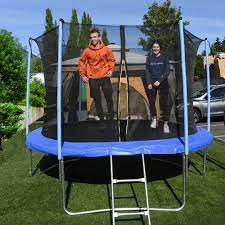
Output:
[79, 12, 92, 49]
[32, 57, 43, 73]
[210, 37, 225, 55]
[102, 29, 110, 45]
[194, 54, 204, 79]
[0, 30, 26, 103]
[64, 9, 80, 59]
[45, 8, 55, 32]
[30, 79, 46, 107]
[0, 103, 23, 149]
[139, 0, 189, 51]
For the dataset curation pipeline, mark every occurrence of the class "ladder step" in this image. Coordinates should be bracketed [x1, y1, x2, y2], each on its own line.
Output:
[113, 178, 145, 184]
[114, 211, 149, 217]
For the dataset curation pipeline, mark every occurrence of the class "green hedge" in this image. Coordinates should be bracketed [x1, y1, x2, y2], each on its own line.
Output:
[30, 79, 46, 107]
[21, 78, 46, 107]
[0, 103, 23, 149]
[0, 30, 26, 103]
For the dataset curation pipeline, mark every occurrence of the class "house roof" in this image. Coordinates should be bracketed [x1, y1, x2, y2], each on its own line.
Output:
[60, 51, 147, 67]
[51, 44, 177, 73]
[60, 44, 147, 66]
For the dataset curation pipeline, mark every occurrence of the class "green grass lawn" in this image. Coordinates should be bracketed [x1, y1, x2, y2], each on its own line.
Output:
[0, 126, 225, 225]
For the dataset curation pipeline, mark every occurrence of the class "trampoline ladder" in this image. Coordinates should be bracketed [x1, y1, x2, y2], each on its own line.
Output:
[110, 154, 151, 225]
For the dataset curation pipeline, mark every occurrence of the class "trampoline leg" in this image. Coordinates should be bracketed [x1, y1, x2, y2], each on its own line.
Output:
[182, 154, 187, 208]
[58, 158, 111, 216]
[59, 158, 67, 211]
[110, 155, 116, 225]
[185, 154, 189, 176]
[148, 153, 186, 212]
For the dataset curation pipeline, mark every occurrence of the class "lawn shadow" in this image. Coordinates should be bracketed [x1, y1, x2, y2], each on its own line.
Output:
[196, 152, 225, 171]
[38, 154, 184, 184]
[34, 154, 187, 223]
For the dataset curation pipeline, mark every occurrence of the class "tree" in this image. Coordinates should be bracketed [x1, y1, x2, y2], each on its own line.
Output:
[139, 0, 188, 52]
[45, 8, 54, 32]
[41, 8, 58, 77]
[222, 37, 225, 51]
[32, 56, 43, 73]
[79, 12, 92, 49]
[0, 30, 26, 103]
[54, 20, 57, 28]
[30, 79, 46, 107]
[210, 37, 225, 55]
[102, 29, 110, 45]
[64, 9, 80, 60]
[0, 103, 23, 149]
[194, 54, 204, 79]
[86, 13, 92, 25]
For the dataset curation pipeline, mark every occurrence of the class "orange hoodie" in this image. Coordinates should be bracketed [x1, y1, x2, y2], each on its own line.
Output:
[79, 41, 115, 79]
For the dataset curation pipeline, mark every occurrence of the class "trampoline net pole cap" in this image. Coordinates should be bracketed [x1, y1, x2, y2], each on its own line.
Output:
[28, 38, 33, 48]
[59, 18, 65, 23]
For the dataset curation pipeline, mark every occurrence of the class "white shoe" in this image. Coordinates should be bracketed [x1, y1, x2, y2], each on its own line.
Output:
[163, 122, 170, 133]
[150, 118, 157, 128]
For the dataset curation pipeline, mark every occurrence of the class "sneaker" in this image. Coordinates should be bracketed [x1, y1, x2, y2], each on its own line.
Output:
[150, 118, 157, 128]
[163, 122, 170, 133]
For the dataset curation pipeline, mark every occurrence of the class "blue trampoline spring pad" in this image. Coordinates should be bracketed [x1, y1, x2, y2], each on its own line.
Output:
[26, 128, 213, 157]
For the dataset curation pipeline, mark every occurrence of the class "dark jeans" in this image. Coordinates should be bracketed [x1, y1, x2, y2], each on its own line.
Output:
[148, 79, 170, 121]
[89, 77, 114, 120]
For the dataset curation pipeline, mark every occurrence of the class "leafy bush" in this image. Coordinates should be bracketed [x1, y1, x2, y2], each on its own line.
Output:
[30, 79, 46, 107]
[0, 30, 26, 103]
[32, 57, 43, 73]
[21, 78, 46, 107]
[0, 103, 23, 149]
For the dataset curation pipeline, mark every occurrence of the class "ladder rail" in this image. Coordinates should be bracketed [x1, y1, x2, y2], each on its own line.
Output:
[141, 154, 151, 225]
[110, 154, 151, 225]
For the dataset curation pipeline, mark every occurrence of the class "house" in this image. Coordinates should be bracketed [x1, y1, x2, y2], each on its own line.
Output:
[203, 53, 225, 79]
[59, 44, 177, 119]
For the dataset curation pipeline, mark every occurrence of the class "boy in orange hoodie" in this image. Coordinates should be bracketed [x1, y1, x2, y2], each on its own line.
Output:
[79, 27, 115, 120]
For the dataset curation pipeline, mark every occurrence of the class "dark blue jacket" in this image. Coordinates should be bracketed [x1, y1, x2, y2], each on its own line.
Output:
[145, 53, 170, 85]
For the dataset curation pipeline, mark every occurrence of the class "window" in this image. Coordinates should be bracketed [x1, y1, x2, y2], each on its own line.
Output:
[210, 87, 225, 99]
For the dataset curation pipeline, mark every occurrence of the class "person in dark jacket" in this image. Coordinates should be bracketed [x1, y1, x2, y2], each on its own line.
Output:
[145, 41, 170, 133]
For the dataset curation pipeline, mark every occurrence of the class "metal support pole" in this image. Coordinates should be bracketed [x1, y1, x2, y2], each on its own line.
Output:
[57, 19, 63, 160]
[115, 153, 186, 212]
[179, 18, 189, 174]
[78, 77, 82, 120]
[26, 38, 32, 136]
[110, 155, 116, 225]
[201, 38, 211, 176]
[59, 158, 111, 215]
[78, 48, 83, 121]
[205, 38, 211, 133]
[26, 38, 33, 176]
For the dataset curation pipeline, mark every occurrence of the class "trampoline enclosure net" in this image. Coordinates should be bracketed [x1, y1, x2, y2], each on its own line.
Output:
[33, 22, 203, 142]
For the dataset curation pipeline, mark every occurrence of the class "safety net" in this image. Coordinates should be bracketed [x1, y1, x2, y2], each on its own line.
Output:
[33, 21, 203, 142]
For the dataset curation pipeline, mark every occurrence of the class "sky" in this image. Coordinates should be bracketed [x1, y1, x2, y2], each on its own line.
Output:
[1, 0, 225, 53]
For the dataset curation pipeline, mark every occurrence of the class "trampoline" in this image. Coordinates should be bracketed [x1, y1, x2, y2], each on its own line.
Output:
[26, 127, 212, 157]
[25, 18, 213, 225]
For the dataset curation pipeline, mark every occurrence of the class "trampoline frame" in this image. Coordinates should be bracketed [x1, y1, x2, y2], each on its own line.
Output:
[25, 17, 212, 222]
